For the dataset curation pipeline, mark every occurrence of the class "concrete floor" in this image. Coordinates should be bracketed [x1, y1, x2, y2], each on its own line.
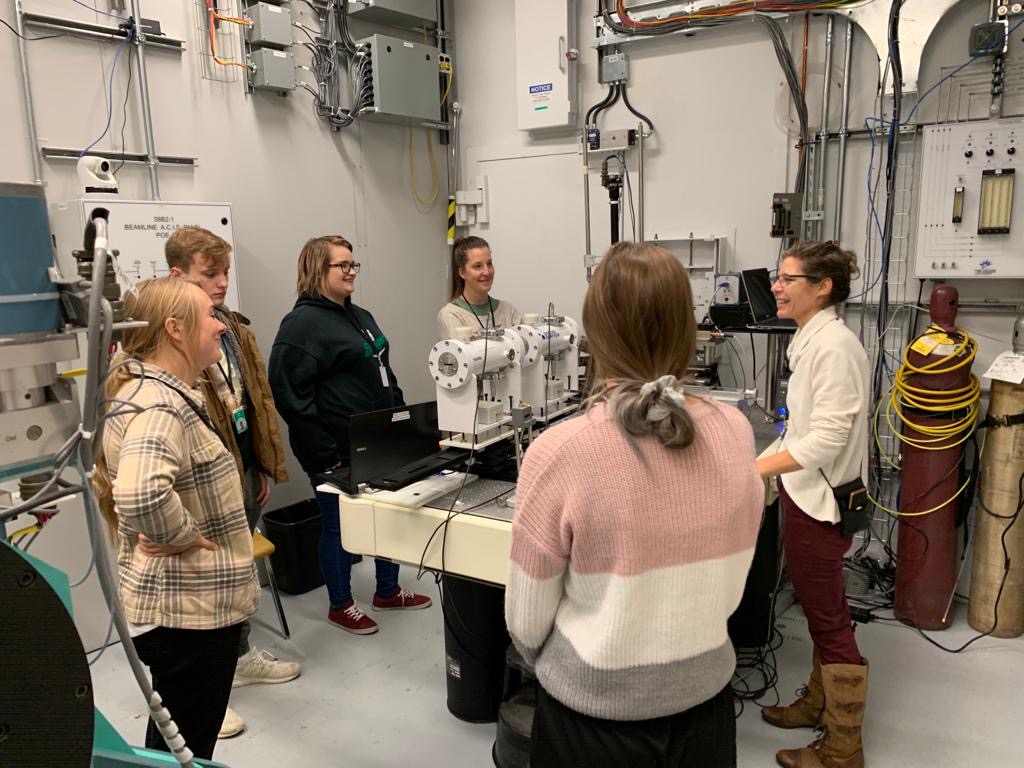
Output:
[90, 563, 1024, 767]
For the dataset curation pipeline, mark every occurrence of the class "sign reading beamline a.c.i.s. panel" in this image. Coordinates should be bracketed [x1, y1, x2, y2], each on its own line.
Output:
[50, 200, 241, 312]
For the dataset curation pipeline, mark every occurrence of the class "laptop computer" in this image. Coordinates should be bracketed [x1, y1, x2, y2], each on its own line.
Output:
[740, 268, 797, 331]
[322, 402, 468, 494]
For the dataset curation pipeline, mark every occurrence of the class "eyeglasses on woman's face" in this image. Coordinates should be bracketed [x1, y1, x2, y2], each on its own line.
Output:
[328, 261, 361, 274]
[773, 273, 817, 286]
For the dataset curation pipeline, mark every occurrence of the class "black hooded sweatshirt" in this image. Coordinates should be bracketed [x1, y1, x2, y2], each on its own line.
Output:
[269, 293, 404, 474]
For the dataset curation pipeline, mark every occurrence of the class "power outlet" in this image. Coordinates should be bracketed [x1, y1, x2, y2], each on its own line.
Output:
[715, 274, 740, 305]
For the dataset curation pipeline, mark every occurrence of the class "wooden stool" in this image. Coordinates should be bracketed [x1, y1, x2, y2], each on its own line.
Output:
[252, 531, 290, 639]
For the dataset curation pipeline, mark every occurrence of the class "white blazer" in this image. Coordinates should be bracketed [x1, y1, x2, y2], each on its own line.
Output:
[779, 305, 870, 523]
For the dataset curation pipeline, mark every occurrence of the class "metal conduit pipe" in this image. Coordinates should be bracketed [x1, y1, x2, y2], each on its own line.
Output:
[817, 14, 835, 239]
[130, 0, 160, 199]
[834, 19, 854, 241]
[13, 0, 44, 184]
[583, 132, 594, 280]
[637, 121, 645, 242]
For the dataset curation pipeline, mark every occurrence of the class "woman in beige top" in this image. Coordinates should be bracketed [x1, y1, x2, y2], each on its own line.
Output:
[437, 235, 523, 339]
[94, 277, 257, 760]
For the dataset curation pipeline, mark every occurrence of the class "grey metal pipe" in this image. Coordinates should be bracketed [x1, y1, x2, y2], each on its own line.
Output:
[833, 19, 854, 241]
[583, 131, 593, 280]
[817, 14, 835, 238]
[637, 121, 645, 242]
[130, 0, 160, 199]
[13, 0, 43, 184]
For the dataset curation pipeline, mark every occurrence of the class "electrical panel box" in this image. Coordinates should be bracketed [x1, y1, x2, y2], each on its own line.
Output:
[248, 2, 293, 49]
[600, 53, 628, 84]
[47, 199, 240, 310]
[514, 0, 578, 131]
[348, 0, 437, 27]
[914, 118, 1024, 278]
[770, 192, 803, 238]
[357, 34, 442, 124]
[250, 48, 296, 91]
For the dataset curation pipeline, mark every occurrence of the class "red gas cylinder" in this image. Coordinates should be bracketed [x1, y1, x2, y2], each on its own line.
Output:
[893, 285, 978, 630]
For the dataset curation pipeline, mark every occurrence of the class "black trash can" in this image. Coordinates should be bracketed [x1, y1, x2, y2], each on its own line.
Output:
[262, 499, 325, 595]
[442, 574, 510, 723]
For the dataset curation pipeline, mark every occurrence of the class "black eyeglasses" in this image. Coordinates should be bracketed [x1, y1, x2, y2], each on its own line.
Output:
[328, 261, 361, 274]
[773, 273, 819, 286]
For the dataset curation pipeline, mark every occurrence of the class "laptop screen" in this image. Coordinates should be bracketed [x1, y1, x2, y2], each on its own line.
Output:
[347, 402, 442, 492]
[740, 268, 780, 323]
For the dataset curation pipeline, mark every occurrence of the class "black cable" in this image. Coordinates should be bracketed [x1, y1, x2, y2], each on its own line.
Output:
[752, 15, 808, 196]
[113, 23, 135, 177]
[872, 0, 906, 407]
[0, 18, 67, 40]
[620, 83, 654, 133]
[585, 84, 616, 126]
[589, 84, 622, 127]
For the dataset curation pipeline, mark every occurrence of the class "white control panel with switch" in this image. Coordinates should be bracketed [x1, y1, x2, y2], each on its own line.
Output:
[715, 274, 741, 305]
[914, 118, 1024, 278]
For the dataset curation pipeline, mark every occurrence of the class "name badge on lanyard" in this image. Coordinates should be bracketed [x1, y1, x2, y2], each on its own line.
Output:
[363, 328, 389, 389]
[346, 308, 390, 390]
[232, 406, 249, 434]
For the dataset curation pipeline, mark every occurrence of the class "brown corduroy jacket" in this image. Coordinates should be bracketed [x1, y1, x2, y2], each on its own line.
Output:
[202, 309, 289, 484]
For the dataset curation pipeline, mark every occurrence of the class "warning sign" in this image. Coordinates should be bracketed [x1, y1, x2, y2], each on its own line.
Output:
[529, 82, 553, 112]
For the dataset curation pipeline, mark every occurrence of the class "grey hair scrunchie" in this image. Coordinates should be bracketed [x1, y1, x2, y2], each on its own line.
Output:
[640, 375, 687, 422]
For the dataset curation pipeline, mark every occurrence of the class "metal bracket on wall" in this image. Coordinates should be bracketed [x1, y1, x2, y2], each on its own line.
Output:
[23, 12, 186, 53]
[455, 175, 489, 226]
[41, 148, 197, 168]
[838, 0, 959, 95]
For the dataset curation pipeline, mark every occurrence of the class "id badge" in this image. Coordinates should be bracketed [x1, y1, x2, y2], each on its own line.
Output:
[232, 407, 249, 434]
[379, 362, 390, 388]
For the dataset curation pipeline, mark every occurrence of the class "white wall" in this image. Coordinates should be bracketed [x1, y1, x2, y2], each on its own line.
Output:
[452, 0, 1023, 385]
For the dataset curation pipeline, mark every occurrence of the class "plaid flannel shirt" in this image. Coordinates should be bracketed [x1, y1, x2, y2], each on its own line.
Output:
[102, 363, 258, 630]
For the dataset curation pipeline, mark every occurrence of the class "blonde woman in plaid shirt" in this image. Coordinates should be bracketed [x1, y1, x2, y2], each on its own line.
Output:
[94, 277, 258, 760]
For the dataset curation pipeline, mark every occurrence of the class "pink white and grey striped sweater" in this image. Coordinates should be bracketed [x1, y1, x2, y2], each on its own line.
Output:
[505, 399, 764, 721]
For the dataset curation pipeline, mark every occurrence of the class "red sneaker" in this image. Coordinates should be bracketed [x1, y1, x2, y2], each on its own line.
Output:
[327, 600, 379, 635]
[372, 588, 433, 612]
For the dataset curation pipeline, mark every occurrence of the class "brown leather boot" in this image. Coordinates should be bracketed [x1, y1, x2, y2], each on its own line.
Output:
[775, 661, 868, 768]
[762, 648, 824, 729]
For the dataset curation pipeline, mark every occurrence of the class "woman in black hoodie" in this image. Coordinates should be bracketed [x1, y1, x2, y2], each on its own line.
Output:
[269, 235, 431, 635]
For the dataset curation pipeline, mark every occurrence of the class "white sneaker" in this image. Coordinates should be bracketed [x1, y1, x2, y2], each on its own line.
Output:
[233, 648, 302, 688]
[218, 707, 245, 739]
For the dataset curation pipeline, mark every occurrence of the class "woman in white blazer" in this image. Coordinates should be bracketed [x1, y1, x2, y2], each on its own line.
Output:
[756, 241, 870, 768]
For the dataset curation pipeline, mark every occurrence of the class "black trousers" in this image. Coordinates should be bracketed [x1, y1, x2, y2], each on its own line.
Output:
[132, 624, 243, 760]
[531, 684, 736, 768]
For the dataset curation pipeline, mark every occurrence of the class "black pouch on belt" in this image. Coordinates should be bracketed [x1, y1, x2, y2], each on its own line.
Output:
[820, 470, 871, 538]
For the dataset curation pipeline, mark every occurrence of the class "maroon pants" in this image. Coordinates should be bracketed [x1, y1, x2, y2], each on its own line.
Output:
[779, 482, 862, 666]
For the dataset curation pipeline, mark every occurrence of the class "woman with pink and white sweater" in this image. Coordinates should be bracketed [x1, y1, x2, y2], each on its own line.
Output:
[505, 242, 764, 768]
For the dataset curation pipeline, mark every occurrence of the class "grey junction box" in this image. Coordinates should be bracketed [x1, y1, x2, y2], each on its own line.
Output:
[251, 48, 296, 91]
[357, 34, 442, 124]
[348, 0, 437, 27]
[248, 2, 293, 49]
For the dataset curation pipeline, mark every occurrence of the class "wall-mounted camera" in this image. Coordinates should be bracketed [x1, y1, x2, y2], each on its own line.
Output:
[77, 155, 119, 195]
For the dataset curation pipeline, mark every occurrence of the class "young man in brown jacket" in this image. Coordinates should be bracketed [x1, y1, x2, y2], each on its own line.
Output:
[166, 227, 299, 739]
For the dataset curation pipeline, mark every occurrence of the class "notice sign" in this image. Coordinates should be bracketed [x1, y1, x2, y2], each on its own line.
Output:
[529, 82, 553, 112]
